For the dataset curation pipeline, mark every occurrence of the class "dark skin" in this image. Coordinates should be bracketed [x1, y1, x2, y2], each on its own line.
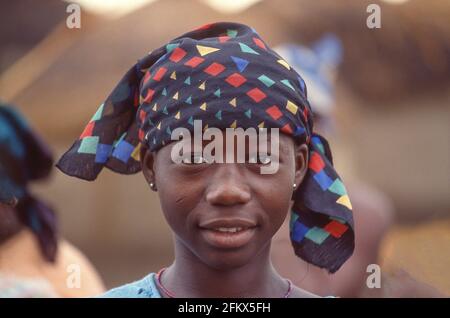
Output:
[141, 132, 317, 298]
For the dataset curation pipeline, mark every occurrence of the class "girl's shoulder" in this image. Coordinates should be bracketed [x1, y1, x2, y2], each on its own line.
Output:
[98, 272, 161, 298]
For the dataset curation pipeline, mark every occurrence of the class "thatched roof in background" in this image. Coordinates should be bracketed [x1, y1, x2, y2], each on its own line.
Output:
[5, 0, 263, 141]
[1, 0, 449, 141]
[268, 0, 450, 103]
[0, 0, 99, 71]
[0, 0, 64, 71]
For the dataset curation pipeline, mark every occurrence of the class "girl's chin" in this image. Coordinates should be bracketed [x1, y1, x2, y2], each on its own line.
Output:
[197, 246, 262, 270]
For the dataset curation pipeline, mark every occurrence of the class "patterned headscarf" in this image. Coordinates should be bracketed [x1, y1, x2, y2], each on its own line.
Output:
[57, 22, 354, 273]
[0, 104, 58, 262]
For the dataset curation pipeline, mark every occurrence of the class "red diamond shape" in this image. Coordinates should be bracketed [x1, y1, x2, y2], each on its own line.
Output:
[142, 71, 151, 85]
[197, 23, 213, 31]
[185, 56, 205, 68]
[218, 36, 230, 43]
[153, 67, 167, 81]
[253, 37, 266, 50]
[138, 129, 145, 142]
[142, 88, 155, 104]
[324, 220, 348, 238]
[133, 89, 139, 107]
[281, 123, 293, 134]
[139, 110, 147, 123]
[308, 152, 325, 172]
[303, 107, 309, 121]
[247, 88, 266, 102]
[80, 121, 95, 139]
[204, 62, 226, 76]
[226, 72, 247, 87]
[266, 105, 282, 120]
[169, 47, 187, 62]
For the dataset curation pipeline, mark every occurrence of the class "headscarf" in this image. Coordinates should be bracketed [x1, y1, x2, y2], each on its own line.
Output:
[0, 104, 58, 262]
[56, 22, 354, 273]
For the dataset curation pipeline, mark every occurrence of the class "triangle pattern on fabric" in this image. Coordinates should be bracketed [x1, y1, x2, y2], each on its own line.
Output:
[231, 56, 249, 72]
[196, 45, 220, 56]
[239, 42, 259, 55]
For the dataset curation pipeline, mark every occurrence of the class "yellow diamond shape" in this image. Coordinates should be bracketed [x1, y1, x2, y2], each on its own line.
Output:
[286, 100, 298, 115]
[277, 59, 290, 69]
[337, 195, 352, 210]
[131, 143, 141, 162]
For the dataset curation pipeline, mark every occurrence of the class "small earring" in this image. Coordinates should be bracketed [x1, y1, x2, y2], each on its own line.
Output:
[150, 182, 157, 191]
[293, 183, 297, 189]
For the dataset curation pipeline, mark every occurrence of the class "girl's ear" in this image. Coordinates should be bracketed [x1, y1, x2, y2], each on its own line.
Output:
[140, 145, 156, 186]
[294, 143, 309, 190]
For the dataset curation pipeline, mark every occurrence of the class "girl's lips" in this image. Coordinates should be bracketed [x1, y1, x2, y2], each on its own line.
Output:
[199, 227, 257, 249]
[198, 218, 257, 229]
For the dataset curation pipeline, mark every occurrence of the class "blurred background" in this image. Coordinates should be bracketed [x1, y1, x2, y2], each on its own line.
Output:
[0, 0, 449, 295]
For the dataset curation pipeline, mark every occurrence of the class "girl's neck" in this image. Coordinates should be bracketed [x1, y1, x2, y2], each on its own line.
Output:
[159, 239, 288, 298]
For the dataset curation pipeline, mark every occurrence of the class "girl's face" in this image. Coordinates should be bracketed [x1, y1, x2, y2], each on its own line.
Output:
[141, 133, 308, 270]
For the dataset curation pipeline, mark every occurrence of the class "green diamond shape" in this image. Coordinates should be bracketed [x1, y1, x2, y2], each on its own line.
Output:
[239, 43, 259, 55]
[90, 103, 104, 121]
[281, 79, 295, 91]
[166, 43, 179, 53]
[328, 179, 347, 196]
[305, 227, 330, 244]
[258, 75, 275, 87]
[289, 211, 300, 232]
[315, 142, 325, 155]
[78, 136, 99, 154]
[227, 29, 238, 38]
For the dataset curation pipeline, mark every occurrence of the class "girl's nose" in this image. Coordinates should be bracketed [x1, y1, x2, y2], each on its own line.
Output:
[205, 165, 251, 206]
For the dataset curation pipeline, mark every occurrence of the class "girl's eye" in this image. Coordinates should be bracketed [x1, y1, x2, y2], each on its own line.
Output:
[248, 153, 271, 165]
[182, 153, 208, 164]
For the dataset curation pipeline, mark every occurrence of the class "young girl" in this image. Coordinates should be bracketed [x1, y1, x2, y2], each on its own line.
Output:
[56, 22, 354, 298]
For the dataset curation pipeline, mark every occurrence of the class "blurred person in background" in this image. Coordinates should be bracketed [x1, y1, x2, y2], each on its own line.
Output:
[0, 103, 105, 297]
[271, 35, 443, 298]
[272, 36, 395, 297]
